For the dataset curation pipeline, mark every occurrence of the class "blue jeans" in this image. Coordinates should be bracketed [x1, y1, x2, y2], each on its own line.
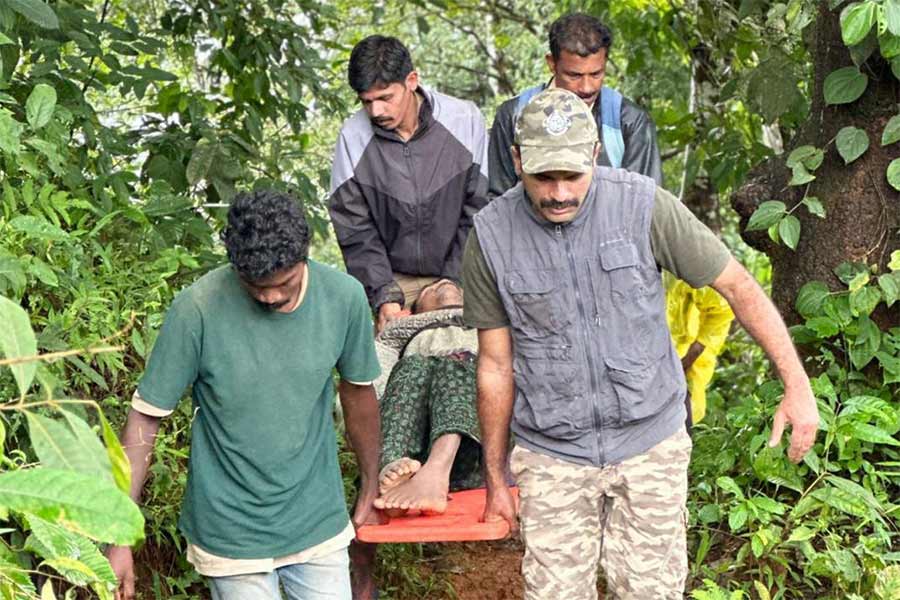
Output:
[207, 548, 351, 600]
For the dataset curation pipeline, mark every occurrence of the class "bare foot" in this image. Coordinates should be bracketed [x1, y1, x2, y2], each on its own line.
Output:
[375, 462, 450, 515]
[376, 458, 421, 496]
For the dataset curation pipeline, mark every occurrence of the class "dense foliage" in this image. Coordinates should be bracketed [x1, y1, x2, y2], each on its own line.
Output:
[0, 0, 897, 599]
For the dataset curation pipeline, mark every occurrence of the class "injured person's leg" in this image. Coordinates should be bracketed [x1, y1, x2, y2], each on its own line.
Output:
[375, 433, 460, 514]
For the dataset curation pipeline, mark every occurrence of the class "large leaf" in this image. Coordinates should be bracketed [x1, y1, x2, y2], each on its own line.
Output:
[824, 67, 868, 104]
[796, 281, 830, 318]
[0, 109, 23, 155]
[186, 140, 217, 186]
[835, 126, 869, 163]
[9, 215, 68, 241]
[841, 2, 876, 46]
[879, 272, 900, 307]
[886, 0, 900, 36]
[5, 0, 58, 29]
[25, 411, 112, 481]
[25, 83, 55, 130]
[882, 115, 900, 145]
[802, 196, 826, 218]
[0, 468, 143, 545]
[786, 145, 824, 170]
[887, 158, 900, 190]
[778, 215, 801, 250]
[0, 295, 37, 397]
[746, 201, 786, 231]
[25, 514, 116, 587]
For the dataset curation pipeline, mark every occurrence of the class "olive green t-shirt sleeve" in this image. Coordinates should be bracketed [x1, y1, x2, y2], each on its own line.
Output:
[650, 187, 731, 288]
[461, 228, 510, 329]
[137, 293, 202, 413]
[337, 282, 382, 384]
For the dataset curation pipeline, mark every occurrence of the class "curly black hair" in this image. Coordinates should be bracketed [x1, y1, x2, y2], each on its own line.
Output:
[221, 190, 310, 281]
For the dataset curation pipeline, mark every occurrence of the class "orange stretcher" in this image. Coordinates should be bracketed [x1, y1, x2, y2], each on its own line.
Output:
[356, 487, 519, 543]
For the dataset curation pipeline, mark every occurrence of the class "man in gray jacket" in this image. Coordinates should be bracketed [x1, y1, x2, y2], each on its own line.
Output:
[329, 35, 489, 333]
[463, 88, 819, 599]
[488, 13, 662, 198]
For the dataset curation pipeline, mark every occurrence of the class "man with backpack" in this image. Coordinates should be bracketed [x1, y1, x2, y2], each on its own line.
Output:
[488, 12, 662, 197]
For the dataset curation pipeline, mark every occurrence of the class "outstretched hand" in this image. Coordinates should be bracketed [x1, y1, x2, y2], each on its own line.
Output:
[769, 382, 819, 463]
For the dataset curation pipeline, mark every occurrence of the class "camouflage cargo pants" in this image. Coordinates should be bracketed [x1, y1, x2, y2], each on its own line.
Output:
[510, 429, 692, 600]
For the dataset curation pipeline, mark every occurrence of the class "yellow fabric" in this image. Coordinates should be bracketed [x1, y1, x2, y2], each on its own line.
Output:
[664, 272, 734, 423]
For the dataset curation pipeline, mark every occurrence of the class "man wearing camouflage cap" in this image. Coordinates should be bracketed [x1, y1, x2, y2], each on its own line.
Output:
[461, 88, 818, 599]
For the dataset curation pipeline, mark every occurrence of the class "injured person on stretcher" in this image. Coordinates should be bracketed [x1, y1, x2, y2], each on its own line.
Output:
[371, 278, 483, 516]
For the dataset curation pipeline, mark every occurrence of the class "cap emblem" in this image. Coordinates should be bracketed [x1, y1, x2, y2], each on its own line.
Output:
[543, 111, 571, 136]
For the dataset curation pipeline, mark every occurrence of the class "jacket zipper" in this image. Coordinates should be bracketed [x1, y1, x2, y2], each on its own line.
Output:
[557, 225, 603, 464]
[403, 144, 423, 274]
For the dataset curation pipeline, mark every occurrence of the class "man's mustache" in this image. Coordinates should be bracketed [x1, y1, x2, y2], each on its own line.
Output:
[540, 199, 579, 210]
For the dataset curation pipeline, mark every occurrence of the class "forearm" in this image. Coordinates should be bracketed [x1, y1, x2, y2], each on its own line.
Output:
[713, 259, 808, 389]
[120, 408, 161, 504]
[476, 360, 514, 487]
[339, 381, 382, 488]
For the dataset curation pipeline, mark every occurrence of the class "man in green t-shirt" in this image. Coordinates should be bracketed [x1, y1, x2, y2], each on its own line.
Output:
[107, 190, 382, 600]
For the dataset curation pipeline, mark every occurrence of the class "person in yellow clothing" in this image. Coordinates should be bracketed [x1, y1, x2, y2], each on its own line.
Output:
[664, 271, 735, 426]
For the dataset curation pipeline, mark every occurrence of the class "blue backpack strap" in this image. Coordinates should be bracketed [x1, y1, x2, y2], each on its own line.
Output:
[513, 84, 545, 123]
[599, 86, 625, 168]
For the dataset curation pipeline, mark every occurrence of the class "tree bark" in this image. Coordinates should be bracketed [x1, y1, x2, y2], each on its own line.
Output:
[731, 3, 900, 327]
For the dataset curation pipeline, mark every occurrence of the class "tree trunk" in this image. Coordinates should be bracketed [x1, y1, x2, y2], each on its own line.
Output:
[732, 3, 900, 327]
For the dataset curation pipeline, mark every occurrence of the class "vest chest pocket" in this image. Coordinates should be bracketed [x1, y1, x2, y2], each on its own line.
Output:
[505, 268, 569, 336]
[599, 242, 645, 297]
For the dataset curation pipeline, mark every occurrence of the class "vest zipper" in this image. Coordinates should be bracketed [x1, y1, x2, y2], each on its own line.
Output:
[558, 225, 603, 464]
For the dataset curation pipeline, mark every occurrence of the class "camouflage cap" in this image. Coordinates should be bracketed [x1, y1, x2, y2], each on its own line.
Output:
[514, 88, 598, 175]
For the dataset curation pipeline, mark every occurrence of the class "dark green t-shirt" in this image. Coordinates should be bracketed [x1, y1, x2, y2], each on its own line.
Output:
[137, 261, 380, 559]
[462, 186, 731, 328]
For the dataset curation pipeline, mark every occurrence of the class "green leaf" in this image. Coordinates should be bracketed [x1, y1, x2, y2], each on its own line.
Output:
[24, 514, 116, 587]
[802, 196, 826, 218]
[882, 115, 900, 145]
[25, 83, 55, 129]
[0, 32, 13, 46]
[879, 32, 900, 58]
[887, 158, 900, 190]
[98, 410, 131, 495]
[186, 140, 216, 186]
[841, 2, 877, 45]
[787, 526, 817, 542]
[0, 109, 23, 155]
[789, 164, 816, 185]
[835, 126, 869, 163]
[835, 261, 869, 284]
[848, 422, 900, 446]
[0, 468, 143, 545]
[807, 316, 841, 337]
[878, 272, 900, 306]
[25, 411, 112, 481]
[796, 281, 830, 318]
[886, 0, 900, 35]
[811, 485, 869, 517]
[0, 256, 26, 296]
[0, 294, 37, 396]
[824, 67, 869, 104]
[848, 270, 871, 291]
[9, 215, 68, 241]
[890, 250, 900, 271]
[850, 315, 881, 368]
[716, 476, 745, 499]
[779, 215, 801, 249]
[746, 201, 786, 231]
[893, 56, 900, 80]
[27, 258, 58, 287]
[850, 285, 881, 316]
[786, 145, 823, 170]
[5, 0, 58, 29]
[728, 505, 749, 531]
